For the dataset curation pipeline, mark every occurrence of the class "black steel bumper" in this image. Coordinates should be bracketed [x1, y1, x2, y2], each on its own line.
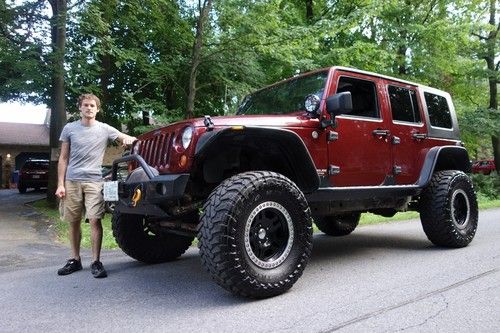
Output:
[109, 154, 189, 217]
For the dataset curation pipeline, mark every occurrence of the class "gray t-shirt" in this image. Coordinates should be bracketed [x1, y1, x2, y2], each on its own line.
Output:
[59, 120, 120, 181]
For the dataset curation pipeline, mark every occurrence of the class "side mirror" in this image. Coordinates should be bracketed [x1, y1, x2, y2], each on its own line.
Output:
[326, 91, 352, 117]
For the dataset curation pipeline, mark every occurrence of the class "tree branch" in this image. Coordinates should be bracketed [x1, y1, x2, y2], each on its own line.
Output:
[472, 32, 488, 40]
[68, 0, 86, 10]
[421, 0, 437, 25]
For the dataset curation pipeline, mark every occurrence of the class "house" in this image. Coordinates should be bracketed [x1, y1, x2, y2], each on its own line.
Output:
[0, 112, 125, 188]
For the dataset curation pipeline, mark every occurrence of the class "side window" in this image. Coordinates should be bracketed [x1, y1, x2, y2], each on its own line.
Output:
[388, 85, 421, 123]
[336, 76, 379, 118]
[424, 92, 452, 128]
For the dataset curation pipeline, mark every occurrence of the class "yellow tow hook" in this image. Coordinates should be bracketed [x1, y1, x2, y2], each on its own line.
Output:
[130, 187, 142, 208]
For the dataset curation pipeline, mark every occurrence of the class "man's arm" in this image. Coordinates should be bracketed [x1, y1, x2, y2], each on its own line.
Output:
[117, 132, 137, 146]
[55, 142, 69, 198]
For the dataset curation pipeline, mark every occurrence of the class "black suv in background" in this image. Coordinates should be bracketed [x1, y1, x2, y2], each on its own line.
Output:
[18, 159, 49, 193]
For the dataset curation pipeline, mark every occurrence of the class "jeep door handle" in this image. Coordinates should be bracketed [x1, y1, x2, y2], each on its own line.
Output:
[412, 133, 427, 140]
[372, 129, 390, 137]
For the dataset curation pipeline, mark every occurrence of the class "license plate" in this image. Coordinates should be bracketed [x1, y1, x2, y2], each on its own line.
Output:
[32, 175, 40, 179]
[104, 181, 119, 201]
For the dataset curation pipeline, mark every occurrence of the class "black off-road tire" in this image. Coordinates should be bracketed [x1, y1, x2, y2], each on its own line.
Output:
[419, 170, 478, 248]
[198, 171, 313, 298]
[314, 212, 361, 236]
[112, 212, 194, 263]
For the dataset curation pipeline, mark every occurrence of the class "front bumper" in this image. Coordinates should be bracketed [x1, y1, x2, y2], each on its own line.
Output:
[109, 154, 189, 217]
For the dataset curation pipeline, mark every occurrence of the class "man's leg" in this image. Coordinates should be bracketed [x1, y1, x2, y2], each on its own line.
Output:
[69, 221, 82, 261]
[89, 218, 103, 262]
[64, 181, 84, 260]
[84, 182, 107, 278]
[58, 181, 84, 275]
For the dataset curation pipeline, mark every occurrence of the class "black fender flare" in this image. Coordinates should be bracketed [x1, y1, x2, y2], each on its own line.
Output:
[194, 127, 320, 193]
[417, 146, 471, 187]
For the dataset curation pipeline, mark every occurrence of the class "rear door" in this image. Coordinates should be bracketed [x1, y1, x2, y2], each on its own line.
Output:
[384, 82, 427, 185]
[326, 70, 392, 186]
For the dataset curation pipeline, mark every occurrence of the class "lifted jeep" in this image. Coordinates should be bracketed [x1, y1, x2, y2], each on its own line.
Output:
[106, 66, 477, 298]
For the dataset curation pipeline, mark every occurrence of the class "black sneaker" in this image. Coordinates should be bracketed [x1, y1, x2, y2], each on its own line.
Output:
[57, 258, 82, 276]
[91, 261, 108, 278]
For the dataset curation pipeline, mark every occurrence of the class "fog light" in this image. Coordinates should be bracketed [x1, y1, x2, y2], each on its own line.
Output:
[156, 183, 168, 195]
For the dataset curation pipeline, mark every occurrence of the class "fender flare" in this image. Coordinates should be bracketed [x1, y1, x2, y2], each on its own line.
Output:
[194, 127, 320, 193]
[417, 146, 471, 187]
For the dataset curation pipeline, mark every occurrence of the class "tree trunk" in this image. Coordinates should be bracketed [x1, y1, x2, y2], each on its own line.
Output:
[186, 0, 212, 119]
[305, 0, 313, 22]
[47, 0, 67, 206]
[397, 45, 407, 75]
[100, 52, 112, 119]
[484, 0, 499, 173]
[99, 0, 117, 124]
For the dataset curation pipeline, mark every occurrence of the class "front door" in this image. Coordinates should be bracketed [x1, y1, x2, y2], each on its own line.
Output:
[326, 71, 392, 187]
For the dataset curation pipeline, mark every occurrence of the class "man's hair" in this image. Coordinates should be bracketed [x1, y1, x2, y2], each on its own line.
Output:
[78, 93, 101, 109]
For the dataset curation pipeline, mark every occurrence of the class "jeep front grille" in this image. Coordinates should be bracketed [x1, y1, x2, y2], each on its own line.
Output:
[136, 132, 174, 170]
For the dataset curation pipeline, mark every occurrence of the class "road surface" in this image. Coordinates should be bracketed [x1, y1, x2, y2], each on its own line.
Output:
[0, 189, 498, 332]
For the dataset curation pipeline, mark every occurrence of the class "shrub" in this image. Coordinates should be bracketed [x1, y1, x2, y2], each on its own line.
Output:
[471, 173, 500, 200]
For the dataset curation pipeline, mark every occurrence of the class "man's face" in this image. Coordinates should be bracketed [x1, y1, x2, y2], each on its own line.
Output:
[79, 99, 99, 119]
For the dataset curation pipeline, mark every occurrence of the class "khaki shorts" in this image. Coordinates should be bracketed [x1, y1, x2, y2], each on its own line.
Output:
[59, 181, 105, 223]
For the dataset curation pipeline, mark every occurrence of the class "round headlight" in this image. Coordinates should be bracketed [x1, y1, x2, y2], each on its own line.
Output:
[304, 94, 321, 113]
[181, 127, 193, 149]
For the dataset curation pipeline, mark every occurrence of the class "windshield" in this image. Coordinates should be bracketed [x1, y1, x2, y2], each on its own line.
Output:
[237, 71, 328, 115]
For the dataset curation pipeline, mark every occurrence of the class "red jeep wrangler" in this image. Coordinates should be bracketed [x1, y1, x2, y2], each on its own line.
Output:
[106, 66, 477, 298]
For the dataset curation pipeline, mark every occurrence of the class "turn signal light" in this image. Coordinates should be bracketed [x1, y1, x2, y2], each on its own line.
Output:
[179, 155, 188, 168]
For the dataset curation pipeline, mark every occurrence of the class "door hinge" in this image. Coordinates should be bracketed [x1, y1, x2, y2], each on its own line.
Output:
[328, 165, 340, 175]
[393, 165, 402, 175]
[392, 136, 401, 145]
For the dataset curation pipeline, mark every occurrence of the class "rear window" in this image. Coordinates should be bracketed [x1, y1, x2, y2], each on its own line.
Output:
[388, 85, 421, 123]
[424, 92, 452, 129]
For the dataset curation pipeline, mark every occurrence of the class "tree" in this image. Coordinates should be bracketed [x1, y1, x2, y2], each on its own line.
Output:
[475, 0, 499, 172]
[0, 0, 49, 104]
[186, 0, 212, 119]
[66, 0, 193, 130]
[0, 0, 68, 205]
[47, 0, 68, 205]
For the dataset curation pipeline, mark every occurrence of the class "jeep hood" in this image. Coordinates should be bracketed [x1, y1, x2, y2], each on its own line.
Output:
[188, 113, 317, 129]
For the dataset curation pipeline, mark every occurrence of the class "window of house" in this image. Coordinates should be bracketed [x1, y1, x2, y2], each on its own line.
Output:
[388, 85, 421, 123]
[424, 92, 452, 128]
[335, 76, 379, 118]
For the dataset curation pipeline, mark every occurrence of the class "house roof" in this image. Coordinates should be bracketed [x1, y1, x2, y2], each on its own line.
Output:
[0, 122, 50, 146]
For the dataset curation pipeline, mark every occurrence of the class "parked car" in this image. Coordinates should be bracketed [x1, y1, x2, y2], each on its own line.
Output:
[18, 159, 49, 193]
[471, 159, 496, 175]
[106, 66, 478, 298]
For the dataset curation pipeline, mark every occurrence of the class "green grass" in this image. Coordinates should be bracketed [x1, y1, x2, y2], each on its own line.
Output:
[31, 200, 118, 249]
[31, 196, 500, 250]
[478, 198, 500, 210]
[355, 196, 500, 226]
[359, 211, 420, 226]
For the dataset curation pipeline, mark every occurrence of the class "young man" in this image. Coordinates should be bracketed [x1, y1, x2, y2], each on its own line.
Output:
[56, 93, 136, 278]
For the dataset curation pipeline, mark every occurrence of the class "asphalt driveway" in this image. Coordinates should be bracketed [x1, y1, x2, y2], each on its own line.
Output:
[0, 189, 69, 272]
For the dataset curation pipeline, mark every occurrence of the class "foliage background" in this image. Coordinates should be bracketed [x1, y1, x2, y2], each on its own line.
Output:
[1, 0, 498, 157]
